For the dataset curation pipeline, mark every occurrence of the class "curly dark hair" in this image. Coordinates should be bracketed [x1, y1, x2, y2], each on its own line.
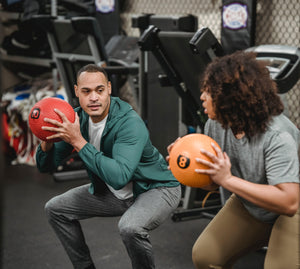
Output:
[201, 50, 284, 137]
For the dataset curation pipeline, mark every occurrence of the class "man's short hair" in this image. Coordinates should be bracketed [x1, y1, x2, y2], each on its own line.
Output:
[76, 64, 109, 84]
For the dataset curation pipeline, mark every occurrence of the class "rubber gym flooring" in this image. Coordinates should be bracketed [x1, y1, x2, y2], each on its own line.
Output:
[1, 160, 266, 269]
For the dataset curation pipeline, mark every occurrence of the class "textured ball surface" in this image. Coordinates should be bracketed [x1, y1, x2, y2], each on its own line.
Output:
[169, 133, 221, 188]
[28, 97, 75, 142]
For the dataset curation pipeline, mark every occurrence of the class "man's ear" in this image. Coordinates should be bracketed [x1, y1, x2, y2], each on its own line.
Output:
[74, 85, 79, 97]
[108, 81, 112, 95]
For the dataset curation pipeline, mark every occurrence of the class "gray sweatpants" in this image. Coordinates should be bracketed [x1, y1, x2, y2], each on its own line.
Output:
[44, 183, 181, 269]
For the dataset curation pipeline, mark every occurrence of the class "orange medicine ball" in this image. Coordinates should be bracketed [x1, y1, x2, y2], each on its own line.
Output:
[28, 97, 75, 143]
[169, 133, 221, 188]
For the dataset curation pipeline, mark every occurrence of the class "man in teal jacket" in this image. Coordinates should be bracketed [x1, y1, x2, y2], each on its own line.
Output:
[36, 64, 181, 269]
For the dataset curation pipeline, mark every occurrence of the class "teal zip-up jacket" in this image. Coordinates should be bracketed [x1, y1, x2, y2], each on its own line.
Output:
[36, 97, 180, 197]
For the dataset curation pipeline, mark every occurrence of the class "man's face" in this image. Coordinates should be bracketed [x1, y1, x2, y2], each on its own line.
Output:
[75, 71, 111, 123]
[200, 90, 216, 120]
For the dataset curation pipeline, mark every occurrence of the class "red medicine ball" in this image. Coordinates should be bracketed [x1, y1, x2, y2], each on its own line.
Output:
[28, 97, 75, 142]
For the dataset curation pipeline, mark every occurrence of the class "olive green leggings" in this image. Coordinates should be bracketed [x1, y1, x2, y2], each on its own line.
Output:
[192, 194, 300, 269]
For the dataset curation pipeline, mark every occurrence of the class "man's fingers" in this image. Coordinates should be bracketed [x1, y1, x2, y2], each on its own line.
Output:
[46, 133, 60, 140]
[54, 108, 68, 122]
[42, 126, 59, 132]
[44, 117, 63, 127]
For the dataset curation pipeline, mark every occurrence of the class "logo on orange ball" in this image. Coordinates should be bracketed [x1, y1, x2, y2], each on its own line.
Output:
[177, 155, 190, 169]
[31, 108, 40, 119]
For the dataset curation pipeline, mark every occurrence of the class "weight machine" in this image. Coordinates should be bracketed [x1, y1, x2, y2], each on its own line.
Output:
[138, 24, 300, 221]
[138, 25, 225, 221]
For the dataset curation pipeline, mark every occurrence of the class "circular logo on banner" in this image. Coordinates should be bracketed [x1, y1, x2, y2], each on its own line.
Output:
[95, 0, 115, 13]
[223, 3, 248, 30]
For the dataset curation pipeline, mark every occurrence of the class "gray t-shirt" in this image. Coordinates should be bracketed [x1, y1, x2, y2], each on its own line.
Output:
[204, 114, 300, 223]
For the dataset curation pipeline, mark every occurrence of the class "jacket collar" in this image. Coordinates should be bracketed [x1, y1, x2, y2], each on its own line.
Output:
[75, 97, 133, 141]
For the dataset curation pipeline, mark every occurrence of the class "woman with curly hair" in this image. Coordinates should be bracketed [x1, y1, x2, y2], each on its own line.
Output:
[169, 50, 299, 268]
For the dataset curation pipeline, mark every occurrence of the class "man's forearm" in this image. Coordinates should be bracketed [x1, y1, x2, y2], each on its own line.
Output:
[40, 141, 54, 152]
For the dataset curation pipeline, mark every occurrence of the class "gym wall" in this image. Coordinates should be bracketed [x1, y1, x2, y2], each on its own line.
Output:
[121, 0, 300, 129]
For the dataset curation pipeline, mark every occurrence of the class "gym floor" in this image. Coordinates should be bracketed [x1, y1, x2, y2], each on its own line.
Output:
[1, 160, 266, 269]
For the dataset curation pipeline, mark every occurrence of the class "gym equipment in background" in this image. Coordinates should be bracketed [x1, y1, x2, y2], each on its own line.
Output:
[138, 26, 225, 221]
[31, 15, 139, 107]
[132, 14, 199, 157]
[246, 44, 300, 94]
[138, 26, 224, 131]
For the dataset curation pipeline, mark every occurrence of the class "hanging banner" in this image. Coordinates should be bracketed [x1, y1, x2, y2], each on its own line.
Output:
[95, 0, 115, 13]
[221, 0, 257, 54]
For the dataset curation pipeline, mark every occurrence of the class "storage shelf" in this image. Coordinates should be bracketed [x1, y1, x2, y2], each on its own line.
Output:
[0, 10, 21, 21]
[0, 53, 52, 67]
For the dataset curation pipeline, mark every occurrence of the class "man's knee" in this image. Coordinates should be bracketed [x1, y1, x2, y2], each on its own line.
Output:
[118, 219, 148, 241]
[44, 196, 60, 219]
